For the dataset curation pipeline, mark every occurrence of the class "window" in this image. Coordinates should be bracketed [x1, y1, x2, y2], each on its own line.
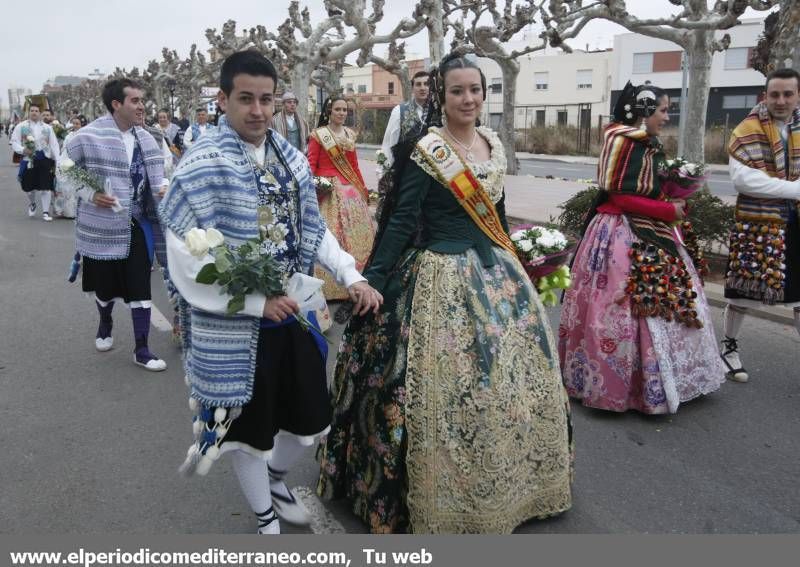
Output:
[489, 113, 502, 129]
[725, 47, 751, 70]
[576, 69, 592, 89]
[535, 110, 545, 127]
[669, 96, 681, 114]
[535, 72, 548, 90]
[632, 53, 653, 74]
[387, 81, 395, 95]
[346, 83, 353, 91]
[557, 110, 568, 126]
[722, 94, 759, 109]
[653, 51, 682, 72]
[357, 84, 366, 94]
[490, 77, 502, 94]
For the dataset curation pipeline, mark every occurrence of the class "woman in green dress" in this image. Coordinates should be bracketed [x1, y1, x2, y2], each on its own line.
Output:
[317, 53, 573, 534]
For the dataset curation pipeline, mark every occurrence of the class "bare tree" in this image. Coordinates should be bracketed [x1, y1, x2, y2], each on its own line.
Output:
[546, 0, 779, 163]
[751, 0, 800, 74]
[450, 0, 589, 174]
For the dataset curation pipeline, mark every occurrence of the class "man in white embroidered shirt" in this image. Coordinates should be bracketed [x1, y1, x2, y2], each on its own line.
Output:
[11, 103, 60, 221]
[379, 70, 430, 168]
[160, 50, 382, 535]
[182, 107, 214, 150]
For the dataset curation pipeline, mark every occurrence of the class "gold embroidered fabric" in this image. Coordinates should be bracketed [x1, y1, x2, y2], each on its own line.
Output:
[404, 248, 573, 533]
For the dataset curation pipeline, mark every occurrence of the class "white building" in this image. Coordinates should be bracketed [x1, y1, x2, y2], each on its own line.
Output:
[342, 63, 373, 95]
[610, 19, 767, 126]
[477, 48, 613, 130]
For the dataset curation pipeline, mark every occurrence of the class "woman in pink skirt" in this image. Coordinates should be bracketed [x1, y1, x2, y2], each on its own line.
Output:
[558, 81, 725, 414]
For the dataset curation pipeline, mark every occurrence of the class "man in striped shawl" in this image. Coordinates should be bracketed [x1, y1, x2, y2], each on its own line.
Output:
[721, 68, 800, 383]
[271, 92, 309, 153]
[64, 78, 170, 371]
[160, 50, 383, 535]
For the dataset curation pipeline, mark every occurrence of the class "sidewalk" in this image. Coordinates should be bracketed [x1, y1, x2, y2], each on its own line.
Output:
[361, 155, 794, 326]
[358, 143, 729, 173]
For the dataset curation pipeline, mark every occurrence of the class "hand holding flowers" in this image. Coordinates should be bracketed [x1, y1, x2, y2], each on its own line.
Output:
[184, 227, 329, 338]
[313, 176, 334, 194]
[59, 158, 123, 212]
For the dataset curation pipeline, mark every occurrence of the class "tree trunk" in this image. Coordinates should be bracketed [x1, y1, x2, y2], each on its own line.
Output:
[427, 0, 445, 67]
[396, 70, 412, 101]
[681, 31, 713, 164]
[497, 59, 519, 175]
[290, 61, 313, 122]
[771, 0, 800, 70]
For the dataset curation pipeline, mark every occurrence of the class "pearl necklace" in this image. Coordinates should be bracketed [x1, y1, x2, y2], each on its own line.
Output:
[444, 125, 479, 161]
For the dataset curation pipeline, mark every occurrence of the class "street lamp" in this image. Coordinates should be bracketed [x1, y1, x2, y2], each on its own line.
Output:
[167, 78, 177, 119]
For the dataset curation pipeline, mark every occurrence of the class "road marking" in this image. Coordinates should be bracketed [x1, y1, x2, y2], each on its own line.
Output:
[150, 303, 173, 332]
[294, 486, 348, 534]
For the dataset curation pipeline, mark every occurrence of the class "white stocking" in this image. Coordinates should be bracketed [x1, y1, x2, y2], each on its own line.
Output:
[723, 304, 747, 339]
[230, 450, 272, 515]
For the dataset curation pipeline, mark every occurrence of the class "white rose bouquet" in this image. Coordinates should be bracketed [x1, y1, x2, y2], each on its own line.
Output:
[510, 225, 574, 306]
[59, 158, 123, 212]
[185, 227, 327, 338]
[313, 176, 334, 194]
[23, 135, 37, 169]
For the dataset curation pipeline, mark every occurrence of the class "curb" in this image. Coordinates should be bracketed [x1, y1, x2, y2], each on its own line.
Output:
[702, 282, 798, 327]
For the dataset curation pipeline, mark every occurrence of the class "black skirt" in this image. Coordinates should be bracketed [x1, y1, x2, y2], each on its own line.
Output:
[20, 157, 55, 192]
[222, 321, 331, 453]
[725, 220, 800, 303]
[81, 222, 152, 303]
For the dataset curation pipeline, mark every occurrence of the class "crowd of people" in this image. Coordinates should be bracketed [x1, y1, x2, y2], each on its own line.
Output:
[6, 48, 799, 534]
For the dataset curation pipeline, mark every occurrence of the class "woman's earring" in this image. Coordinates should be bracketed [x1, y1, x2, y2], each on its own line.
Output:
[639, 119, 647, 131]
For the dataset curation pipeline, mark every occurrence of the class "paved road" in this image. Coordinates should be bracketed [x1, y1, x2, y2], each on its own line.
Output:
[356, 148, 736, 197]
[1, 138, 798, 535]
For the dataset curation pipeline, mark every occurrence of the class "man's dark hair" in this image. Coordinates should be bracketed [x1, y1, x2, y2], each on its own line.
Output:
[412, 71, 429, 82]
[158, 108, 170, 116]
[102, 78, 143, 113]
[71, 109, 79, 115]
[219, 50, 278, 95]
[29, 104, 40, 111]
[765, 68, 800, 92]
[196, 107, 207, 114]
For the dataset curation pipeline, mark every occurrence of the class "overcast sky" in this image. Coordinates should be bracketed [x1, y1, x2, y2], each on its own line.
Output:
[0, 0, 771, 110]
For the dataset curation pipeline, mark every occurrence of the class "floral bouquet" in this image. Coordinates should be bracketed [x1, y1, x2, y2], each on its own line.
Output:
[51, 120, 67, 141]
[313, 176, 335, 194]
[22, 135, 37, 170]
[659, 157, 707, 199]
[375, 148, 390, 177]
[510, 225, 575, 306]
[185, 227, 328, 339]
[59, 158, 123, 212]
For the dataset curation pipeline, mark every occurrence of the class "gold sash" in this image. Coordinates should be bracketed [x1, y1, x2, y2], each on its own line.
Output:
[313, 127, 369, 201]
[415, 132, 516, 256]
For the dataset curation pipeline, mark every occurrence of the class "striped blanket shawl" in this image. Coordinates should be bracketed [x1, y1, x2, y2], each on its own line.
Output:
[158, 116, 326, 408]
[597, 123, 675, 254]
[729, 103, 800, 224]
[68, 114, 164, 260]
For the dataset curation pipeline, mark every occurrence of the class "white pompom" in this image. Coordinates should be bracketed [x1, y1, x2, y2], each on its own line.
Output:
[187, 443, 199, 457]
[214, 408, 227, 423]
[192, 420, 204, 437]
[188, 398, 200, 412]
[205, 445, 221, 460]
[216, 425, 228, 438]
[183, 374, 190, 387]
[196, 455, 213, 476]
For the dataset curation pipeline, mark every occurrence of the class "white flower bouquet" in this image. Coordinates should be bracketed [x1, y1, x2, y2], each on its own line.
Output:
[185, 227, 328, 339]
[59, 158, 122, 212]
[659, 157, 707, 199]
[510, 225, 575, 306]
[313, 176, 334, 194]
